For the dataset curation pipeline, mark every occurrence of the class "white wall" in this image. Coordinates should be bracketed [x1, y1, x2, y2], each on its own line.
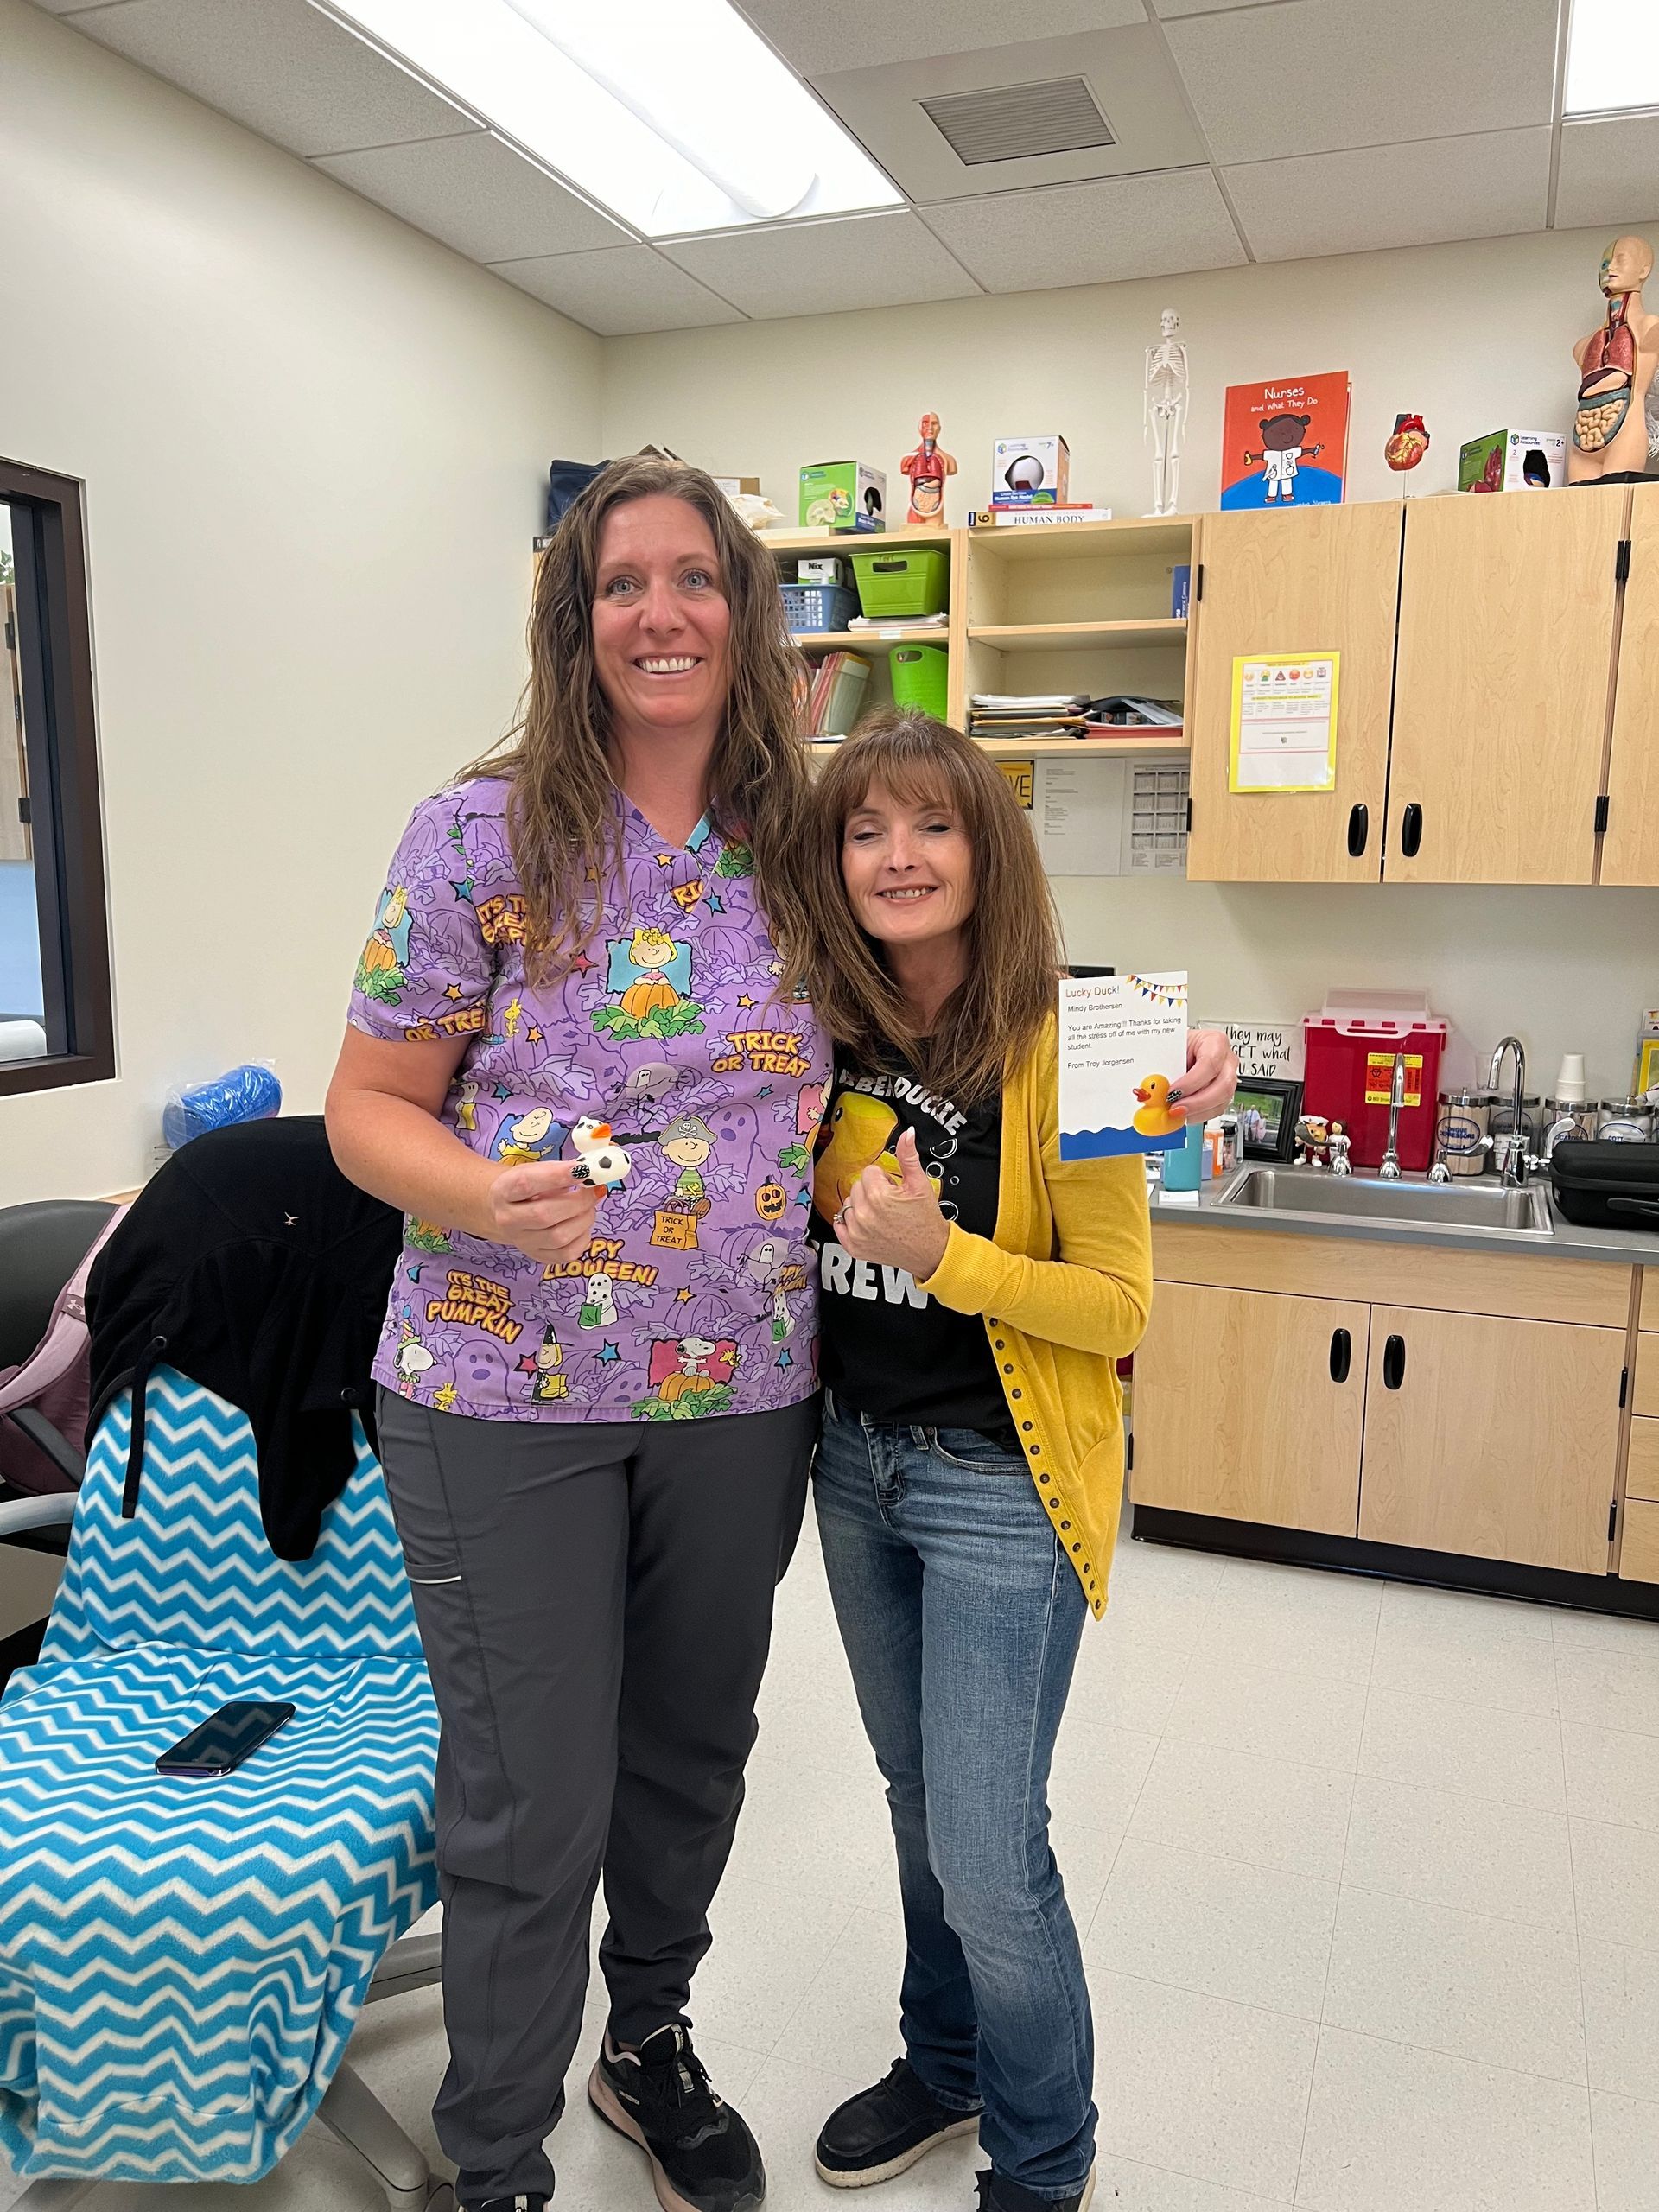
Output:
[0, 0, 602, 1205]
[603, 233, 1659, 1097]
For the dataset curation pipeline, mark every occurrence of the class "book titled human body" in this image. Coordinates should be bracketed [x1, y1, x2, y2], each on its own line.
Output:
[1221, 372, 1350, 510]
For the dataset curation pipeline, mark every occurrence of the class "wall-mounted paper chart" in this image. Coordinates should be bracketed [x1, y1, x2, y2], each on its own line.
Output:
[1230, 652, 1339, 792]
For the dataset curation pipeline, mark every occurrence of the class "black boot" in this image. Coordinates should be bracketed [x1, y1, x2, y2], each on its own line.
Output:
[815, 2056, 981, 2188]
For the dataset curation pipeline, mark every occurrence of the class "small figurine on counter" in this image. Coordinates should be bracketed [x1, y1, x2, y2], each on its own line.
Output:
[1326, 1120, 1352, 1175]
[1294, 1113, 1331, 1168]
[1144, 307, 1190, 518]
[1569, 235, 1658, 484]
[1383, 412, 1430, 483]
[899, 412, 957, 524]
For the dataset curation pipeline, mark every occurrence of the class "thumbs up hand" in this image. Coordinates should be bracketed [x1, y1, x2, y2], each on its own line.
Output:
[832, 1126, 951, 1281]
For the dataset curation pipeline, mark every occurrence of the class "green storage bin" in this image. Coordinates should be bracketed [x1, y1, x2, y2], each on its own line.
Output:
[849, 546, 949, 620]
[889, 645, 949, 721]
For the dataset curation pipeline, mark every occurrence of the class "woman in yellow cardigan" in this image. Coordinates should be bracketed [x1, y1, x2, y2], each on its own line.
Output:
[800, 711, 1235, 2212]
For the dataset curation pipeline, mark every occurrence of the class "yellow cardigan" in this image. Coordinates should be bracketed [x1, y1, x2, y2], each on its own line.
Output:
[915, 1014, 1154, 1618]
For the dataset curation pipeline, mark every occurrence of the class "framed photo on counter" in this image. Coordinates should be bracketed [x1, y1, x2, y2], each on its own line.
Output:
[1236, 1077, 1303, 1161]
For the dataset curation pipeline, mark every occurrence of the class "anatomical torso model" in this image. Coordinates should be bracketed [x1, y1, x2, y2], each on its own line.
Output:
[1570, 234, 1658, 484]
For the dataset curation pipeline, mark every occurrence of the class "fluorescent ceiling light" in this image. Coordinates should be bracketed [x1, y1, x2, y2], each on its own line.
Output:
[317, 0, 900, 238]
[1564, 0, 1659, 116]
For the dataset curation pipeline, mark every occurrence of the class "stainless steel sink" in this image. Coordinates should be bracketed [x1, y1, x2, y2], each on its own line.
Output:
[1214, 1166, 1554, 1237]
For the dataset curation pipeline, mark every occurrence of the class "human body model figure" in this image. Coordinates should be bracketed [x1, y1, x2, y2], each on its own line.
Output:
[899, 413, 957, 524]
[1143, 308, 1189, 517]
[1570, 235, 1658, 483]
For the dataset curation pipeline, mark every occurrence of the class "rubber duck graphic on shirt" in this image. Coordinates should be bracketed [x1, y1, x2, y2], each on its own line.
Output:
[812, 1093, 903, 1217]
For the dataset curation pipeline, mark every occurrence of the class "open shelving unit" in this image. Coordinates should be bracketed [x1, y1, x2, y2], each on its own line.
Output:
[760, 514, 1198, 759]
[959, 514, 1196, 754]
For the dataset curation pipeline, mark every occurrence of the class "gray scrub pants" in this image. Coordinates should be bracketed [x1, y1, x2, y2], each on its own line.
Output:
[375, 1388, 818, 2205]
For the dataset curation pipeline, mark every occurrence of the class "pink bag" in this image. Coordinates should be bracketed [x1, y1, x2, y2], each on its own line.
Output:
[0, 1204, 129, 1495]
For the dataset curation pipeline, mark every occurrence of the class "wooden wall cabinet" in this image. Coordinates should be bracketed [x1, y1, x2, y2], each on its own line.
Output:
[1185, 504, 1401, 883]
[1388, 488, 1627, 885]
[1601, 483, 1659, 887]
[1133, 1280, 1369, 1534]
[1185, 485, 1642, 888]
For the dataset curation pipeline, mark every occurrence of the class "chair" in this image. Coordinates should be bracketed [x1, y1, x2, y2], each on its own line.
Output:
[0, 1366, 451, 2209]
[0, 1198, 117, 1497]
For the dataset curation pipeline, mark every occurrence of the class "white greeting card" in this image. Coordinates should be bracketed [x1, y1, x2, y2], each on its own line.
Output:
[1058, 971, 1189, 1160]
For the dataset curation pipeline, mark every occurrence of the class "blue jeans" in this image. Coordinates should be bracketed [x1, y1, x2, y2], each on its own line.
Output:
[814, 1395, 1094, 2202]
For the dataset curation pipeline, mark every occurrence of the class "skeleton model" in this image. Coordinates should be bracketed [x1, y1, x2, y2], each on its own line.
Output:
[1144, 308, 1189, 518]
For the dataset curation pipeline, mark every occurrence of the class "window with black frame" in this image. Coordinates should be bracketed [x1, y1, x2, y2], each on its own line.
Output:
[0, 458, 111, 1096]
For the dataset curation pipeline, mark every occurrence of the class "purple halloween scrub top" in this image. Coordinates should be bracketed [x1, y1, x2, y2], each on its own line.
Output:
[347, 776, 830, 1424]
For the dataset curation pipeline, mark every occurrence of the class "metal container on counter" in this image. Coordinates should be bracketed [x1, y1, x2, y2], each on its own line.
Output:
[1541, 1097, 1599, 1155]
[1597, 1097, 1656, 1143]
[1433, 1087, 1493, 1177]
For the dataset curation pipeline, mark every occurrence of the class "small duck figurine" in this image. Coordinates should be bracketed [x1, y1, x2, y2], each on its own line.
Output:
[1132, 1074, 1185, 1140]
[569, 1116, 632, 1188]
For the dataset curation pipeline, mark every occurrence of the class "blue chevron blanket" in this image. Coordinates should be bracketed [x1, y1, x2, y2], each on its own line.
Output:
[0, 1370, 438, 2183]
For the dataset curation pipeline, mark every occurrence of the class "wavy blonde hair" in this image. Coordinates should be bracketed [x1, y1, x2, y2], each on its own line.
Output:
[465, 454, 811, 980]
[801, 710, 1063, 1103]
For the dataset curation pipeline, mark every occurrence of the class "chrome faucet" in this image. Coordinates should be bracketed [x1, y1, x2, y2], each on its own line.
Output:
[1377, 1052, 1407, 1179]
[1489, 1035, 1529, 1186]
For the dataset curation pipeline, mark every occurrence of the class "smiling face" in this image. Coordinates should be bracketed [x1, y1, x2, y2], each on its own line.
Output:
[591, 494, 733, 749]
[841, 779, 976, 953]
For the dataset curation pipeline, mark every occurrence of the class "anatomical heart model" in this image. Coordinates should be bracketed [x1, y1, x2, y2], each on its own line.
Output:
[1383, 413, 1430, 484]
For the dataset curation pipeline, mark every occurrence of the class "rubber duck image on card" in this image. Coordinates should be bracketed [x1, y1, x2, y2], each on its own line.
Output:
[1058, 972, 1189, 1160]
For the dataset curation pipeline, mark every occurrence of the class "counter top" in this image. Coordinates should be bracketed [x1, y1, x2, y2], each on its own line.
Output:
[1151, 1168, 1659, 1267]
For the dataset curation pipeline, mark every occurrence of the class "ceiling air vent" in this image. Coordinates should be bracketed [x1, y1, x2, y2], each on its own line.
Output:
[919, 76, 1115, 167]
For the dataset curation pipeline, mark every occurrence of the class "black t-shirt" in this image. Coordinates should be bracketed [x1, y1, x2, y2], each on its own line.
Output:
[809, 1055, 1017, 1446]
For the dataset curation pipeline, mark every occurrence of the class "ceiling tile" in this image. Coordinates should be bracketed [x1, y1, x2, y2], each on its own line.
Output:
[313, 131, 627, 263]
[1226, 128, 1552, 262]
[738, 0, 1146, 78]
[54, 0, 473, 157]
[490, 247, 746, 336]
[1555, 116, 1659, 232]
[1151, 0, 1287, 13]
[660, 211, 980, 320]
[919, 169, 1245, 291]
[1164, 0, 1559, 165]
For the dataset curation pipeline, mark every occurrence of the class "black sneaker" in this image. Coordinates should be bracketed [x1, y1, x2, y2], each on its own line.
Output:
[815, 2057, 981, 2189]
[976, 2166, 1095, 2212]
[588, 2024, 764, 2212]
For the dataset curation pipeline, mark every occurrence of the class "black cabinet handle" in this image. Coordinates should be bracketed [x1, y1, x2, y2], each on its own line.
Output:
[1346, 804, 1369, 857]
[1382, 1333, 1406, 1389]
[1400, 803, 1423, 858]
[1329, 1327, 1352, 1382]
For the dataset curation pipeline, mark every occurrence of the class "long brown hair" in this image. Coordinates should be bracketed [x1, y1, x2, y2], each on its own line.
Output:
[802, 709, 1063, 1103]
[464, 454, 811, 981]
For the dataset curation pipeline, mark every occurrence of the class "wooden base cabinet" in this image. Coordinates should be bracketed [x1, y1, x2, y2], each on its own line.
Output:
[1355, 1307, 1624, 1574]
[1133, 1281, 1369, 1535]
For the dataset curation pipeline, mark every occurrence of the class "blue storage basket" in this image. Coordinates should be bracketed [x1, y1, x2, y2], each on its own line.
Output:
[780, 582, 859, 635]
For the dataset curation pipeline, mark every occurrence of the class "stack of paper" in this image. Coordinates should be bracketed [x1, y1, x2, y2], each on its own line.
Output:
[969, 691, 1090, 739]
[848, 611, 948, 632]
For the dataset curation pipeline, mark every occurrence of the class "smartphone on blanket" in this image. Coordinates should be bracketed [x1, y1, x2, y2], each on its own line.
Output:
[156, 1700, 296, 1777]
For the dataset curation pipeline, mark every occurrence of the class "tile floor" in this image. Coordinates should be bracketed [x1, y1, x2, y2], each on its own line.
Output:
[6, 1516, 1659, 2212]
